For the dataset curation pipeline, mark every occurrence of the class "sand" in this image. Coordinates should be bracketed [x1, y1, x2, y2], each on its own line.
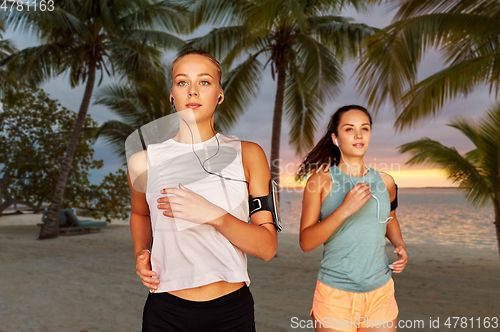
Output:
[1, 214, 499, 332]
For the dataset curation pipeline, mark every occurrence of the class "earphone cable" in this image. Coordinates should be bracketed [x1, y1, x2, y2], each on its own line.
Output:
[337, 142, 392, 224]
[180, 108, 249, 185]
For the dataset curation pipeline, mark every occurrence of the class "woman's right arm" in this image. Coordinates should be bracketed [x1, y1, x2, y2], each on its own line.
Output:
[299, 173, 372, 253]
[127, 151, 159, 292]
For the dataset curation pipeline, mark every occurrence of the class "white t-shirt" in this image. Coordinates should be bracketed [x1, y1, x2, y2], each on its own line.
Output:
[145, 133, 250, 292]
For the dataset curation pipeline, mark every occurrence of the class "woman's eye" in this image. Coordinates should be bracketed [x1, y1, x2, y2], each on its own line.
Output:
[346, 128, 352, 131]
[363, 128, 369, 131]
[200, 81, 210, 86]
[177, 81, 187, 86]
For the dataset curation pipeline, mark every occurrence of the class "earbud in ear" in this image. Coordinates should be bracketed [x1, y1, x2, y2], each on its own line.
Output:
[335, 138, 338, 146]
[218, 96, 222, 102]
[170, 97, 174, 105]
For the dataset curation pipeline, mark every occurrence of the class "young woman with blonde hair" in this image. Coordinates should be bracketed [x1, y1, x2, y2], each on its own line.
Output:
[127, 50, 278, 331]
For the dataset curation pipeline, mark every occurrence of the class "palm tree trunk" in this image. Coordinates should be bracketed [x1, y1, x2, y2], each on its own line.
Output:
[494, 199, 500, 257]
[270, 62, 286, 189]
[39, 61, 97, 239]
[0, 173, 13, 215]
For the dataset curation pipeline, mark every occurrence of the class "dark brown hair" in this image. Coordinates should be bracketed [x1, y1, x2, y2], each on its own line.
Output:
[171, 50, 222, 86]
[296, 105, 373, 179]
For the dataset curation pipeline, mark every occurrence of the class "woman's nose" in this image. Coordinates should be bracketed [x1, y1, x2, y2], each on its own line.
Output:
[188, 89, 199, 97]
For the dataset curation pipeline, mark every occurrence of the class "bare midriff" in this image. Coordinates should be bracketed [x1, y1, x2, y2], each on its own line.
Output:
[168, 281, 245, 301]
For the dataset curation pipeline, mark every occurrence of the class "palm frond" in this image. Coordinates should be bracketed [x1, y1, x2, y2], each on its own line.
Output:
[243, 0, 284, 32]
[391, 0, 500, 20]
[447, 118, 482, 151]
[294, 33, 343, 103]
[188, 0, 244, 28]
[398, 138, 491, 207]
[463, 149, 482, 169]
[476, 104, 500, 198]
[0, 69, 19, 93]
[115, 0, 189, 33]
[0, 39, 16, 59]
[356, 9, 500, 124]
[4, 4, 89, 40]
[0, 42, 75, 86]
[91, 120, 137, 160]
[284, 63, 322, 155]
[180, 26, 249, 66]
[355, 23, 419, 113]
[220, 33, 269, 73]
[309, 15, 379, 59]
[394, 53, 499, 131]
[107, 41, 163, 82]
[94, 84, 153, 126]
[115, 30, 184, 50]
[301, 0, 373, 15]
[216, 54, 264, 131]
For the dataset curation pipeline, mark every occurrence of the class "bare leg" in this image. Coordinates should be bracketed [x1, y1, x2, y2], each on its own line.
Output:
[315, 323, 344, 332]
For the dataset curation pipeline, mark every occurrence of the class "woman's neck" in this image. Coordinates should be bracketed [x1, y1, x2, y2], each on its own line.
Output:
[174, 120, 217, 144]
[337, 157, 368, 177]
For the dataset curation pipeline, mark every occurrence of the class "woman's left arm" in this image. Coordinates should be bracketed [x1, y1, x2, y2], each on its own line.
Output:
[210, 141, 277, 261]
[381, 172, 408, 273]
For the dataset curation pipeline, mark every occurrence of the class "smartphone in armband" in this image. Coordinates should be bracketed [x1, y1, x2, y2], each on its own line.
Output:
[248, 179, 282, 232]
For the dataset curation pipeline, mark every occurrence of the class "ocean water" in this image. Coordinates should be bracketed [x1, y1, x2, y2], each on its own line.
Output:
[279, 188, 498, 249]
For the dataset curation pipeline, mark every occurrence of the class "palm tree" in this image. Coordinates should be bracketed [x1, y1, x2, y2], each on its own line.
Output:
[356, 0, 500, 131]
[0, 20, 17, 95]
[1, 0, 187, 239]
[184, 0, 379, 187]
[92, 67, 174, 161]
[398, 103, 500, 256]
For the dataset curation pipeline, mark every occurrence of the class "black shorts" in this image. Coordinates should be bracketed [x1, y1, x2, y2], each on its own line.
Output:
[142, 284, 255, 332]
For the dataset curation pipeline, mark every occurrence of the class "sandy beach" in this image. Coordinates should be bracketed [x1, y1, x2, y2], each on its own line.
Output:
[1, 214, 499, 332]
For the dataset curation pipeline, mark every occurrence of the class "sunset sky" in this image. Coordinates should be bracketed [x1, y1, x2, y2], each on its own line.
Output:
[5, 3, 498, 188]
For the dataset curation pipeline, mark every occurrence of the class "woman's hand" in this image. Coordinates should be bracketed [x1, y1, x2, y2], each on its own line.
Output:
[136, 249, 160, 292]
[389, 245, 408, 273]
[158, 183, 226, 225]
[339, 183, 372, 217]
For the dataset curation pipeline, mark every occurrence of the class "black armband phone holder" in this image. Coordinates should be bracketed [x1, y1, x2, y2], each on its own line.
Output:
[248, 179, 282, 232]
[390, 184, 398, 211]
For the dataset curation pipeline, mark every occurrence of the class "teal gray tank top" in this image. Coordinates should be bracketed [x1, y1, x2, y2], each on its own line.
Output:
[318, 165, 392, 292]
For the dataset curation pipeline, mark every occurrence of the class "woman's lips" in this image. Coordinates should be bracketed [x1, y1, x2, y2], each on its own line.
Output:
[353, 143, 364, 148]
[186, 103, 201, 109]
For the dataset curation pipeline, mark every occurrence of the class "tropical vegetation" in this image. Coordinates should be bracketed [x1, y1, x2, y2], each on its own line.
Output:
[398, 103, 500, 255]
[184, 0, 380, 186]
[1, 0, 187, 238]
[356, 0, 500, 131]
[0, 87, 129, 221]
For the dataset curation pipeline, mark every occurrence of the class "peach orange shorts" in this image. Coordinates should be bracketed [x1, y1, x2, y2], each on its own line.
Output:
[310, 278, 398, 331]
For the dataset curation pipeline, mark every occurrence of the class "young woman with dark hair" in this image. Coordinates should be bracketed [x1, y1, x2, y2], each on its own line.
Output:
[298, 105, 407, 332]
[127, 50, 278, 332]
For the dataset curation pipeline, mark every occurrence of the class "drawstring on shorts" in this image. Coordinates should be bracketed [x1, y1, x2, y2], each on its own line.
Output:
[351, 292, 369, 319]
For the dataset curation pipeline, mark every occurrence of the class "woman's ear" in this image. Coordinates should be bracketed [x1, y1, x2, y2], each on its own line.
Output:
[331, 133, 337, 146]
[218, 91, 224, 104]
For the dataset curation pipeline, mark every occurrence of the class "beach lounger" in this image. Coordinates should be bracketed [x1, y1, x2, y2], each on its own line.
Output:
[38, 209, 107, 235]
[38, 209, 67, 225]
